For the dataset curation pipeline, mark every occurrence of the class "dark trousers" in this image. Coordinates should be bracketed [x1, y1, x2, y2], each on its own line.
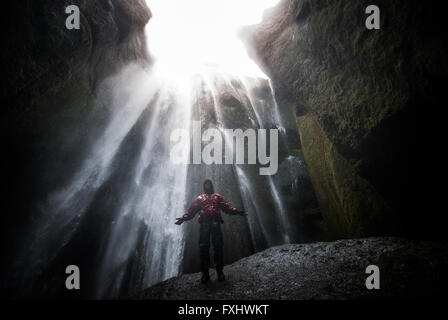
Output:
[199, 221, 223, 273]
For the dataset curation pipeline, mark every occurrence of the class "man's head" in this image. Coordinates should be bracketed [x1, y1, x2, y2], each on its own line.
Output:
[203, 179, 214, 194]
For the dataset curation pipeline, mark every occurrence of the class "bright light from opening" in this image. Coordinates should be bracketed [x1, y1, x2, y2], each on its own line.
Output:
[145, 0, 280, 78]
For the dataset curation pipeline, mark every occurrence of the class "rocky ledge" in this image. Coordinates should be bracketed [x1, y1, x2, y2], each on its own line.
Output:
[134, 237, 447, 300]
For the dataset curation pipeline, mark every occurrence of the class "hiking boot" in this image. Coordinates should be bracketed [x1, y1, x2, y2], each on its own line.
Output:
[217, 270, 225, 282]
[201, 272, 210, 284]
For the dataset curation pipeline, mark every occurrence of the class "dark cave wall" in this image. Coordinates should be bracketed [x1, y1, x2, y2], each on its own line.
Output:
[2, 0, 152, 290]
[243, 0, 446, 240]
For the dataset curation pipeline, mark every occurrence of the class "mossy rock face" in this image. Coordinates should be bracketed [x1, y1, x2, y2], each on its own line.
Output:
[243, 0, 446, 239]
[297, 114, 394, 239]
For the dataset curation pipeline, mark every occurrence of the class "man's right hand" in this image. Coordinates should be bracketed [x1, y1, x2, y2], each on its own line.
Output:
[175, 217, 185, 225]
[237, 210, 247, 216]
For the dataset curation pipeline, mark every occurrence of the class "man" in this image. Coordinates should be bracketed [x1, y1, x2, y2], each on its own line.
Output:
[175, 179, 246, 283]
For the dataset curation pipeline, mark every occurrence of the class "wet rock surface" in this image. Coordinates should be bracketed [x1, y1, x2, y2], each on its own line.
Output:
[241, 0, 446, 239]
[2, 0, 152, 298]
[134, 237, 447, 300]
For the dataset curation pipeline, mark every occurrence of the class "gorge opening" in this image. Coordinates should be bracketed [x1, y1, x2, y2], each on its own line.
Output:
[13, 0, 308, 299]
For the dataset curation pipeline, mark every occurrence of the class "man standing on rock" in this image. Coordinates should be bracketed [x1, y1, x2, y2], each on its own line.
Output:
[175, 179, 246, 283]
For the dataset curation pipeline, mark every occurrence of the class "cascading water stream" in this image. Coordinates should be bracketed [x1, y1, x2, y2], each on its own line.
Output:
[14, 0, 305, 299]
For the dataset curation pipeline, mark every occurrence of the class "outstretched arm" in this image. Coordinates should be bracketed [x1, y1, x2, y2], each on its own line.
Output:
[183, 198, 202, 220]
[219, 196, 245, 216]
[175, 197, 201, 225]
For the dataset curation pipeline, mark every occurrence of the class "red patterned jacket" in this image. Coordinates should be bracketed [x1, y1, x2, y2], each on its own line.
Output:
[183, 193, 238, 223]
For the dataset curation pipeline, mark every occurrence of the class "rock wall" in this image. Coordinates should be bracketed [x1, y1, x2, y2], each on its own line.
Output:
[242, 0, 446, 239]
[2, 0, 151, 297]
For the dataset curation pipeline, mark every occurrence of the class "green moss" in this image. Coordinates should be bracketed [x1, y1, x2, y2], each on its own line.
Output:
[244, 0, 448, 238]
[297, 114, 393, 239]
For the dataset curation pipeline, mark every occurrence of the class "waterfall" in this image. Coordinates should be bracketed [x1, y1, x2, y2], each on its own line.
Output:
[15, 62, 301, 299]
[13, 0, 305, 299]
